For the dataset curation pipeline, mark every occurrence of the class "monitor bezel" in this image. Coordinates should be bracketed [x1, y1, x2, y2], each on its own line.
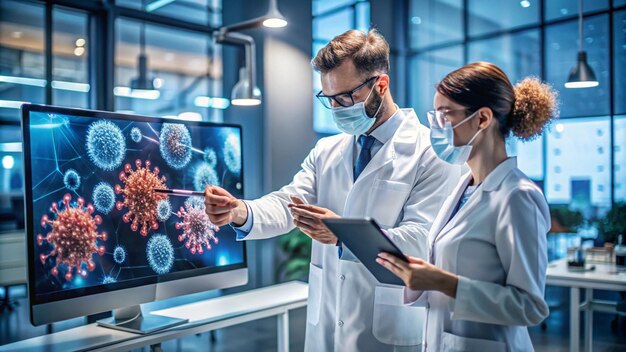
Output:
[21, 104, 248, 325]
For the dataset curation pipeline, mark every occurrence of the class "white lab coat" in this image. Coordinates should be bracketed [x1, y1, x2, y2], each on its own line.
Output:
[241, 108, 461, 351]
[405, 157, 550, 352]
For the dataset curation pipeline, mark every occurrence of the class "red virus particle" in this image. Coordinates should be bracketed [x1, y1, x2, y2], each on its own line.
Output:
[115, 159, 168, 236]
[37, 193, 108, 281]
[175, 198, 219, 254]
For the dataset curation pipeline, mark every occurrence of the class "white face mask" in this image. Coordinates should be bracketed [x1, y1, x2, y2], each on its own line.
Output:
[429, 111, 483, 165]
[331, 84, 383, 136]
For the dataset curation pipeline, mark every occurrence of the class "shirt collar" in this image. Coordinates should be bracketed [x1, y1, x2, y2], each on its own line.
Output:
[365, 104, 403, 144]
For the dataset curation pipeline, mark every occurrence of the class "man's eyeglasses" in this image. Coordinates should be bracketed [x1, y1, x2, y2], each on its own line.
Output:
[315, 76, 379, 109]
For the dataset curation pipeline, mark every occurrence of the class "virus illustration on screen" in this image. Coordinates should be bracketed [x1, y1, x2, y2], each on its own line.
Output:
[156, 198, 172, 222]
[115, 159, 168, 237]
[193, 162, 219, 192]
[92, 182, 115, 215]
[146, 234, 174, 274]
[37, 193, 108, 281]
[203, 147, 217, 167]
[86, 120, 126, 171]
[223, 133, 241, 174]
[159, 123, 192, 170]
[102, 275, 116, 284]
[175, 197, 219, 255]
[130, 127, 142, 143]
[113, 245, 126, 264]
[63, 169, 81, 191]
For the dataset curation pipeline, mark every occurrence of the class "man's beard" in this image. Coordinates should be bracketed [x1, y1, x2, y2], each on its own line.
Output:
[365, 92, 384, 119]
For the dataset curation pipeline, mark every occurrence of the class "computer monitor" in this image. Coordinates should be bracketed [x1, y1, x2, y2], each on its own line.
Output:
[22, 104, 247, 333]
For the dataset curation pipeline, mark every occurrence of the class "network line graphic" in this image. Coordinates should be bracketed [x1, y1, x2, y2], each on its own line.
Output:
[28, 112, 244, 294]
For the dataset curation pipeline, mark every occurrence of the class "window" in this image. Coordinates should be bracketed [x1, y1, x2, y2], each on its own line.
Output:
[407, 0, 621, 223]
[614, 10, 626, 114]
[468, 0, 540, 38]
[408, 0, 463, 51]
[116, 0, 222, 27]
[53, 7, 90, 109]
[409, 46, 463, 126]
[546, 117, 612, 216]
[615, 116, 626, 202]
[312, 0, 370, 134]
[545, 14, 610, 118]
[114, 19, 222, 121]
[0, 0, 45, 123]
[545, 0, 609, 21]
[468, 30, 541, 83]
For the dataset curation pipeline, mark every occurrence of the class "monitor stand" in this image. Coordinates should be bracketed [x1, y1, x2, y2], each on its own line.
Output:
[97, 304, 188, 335]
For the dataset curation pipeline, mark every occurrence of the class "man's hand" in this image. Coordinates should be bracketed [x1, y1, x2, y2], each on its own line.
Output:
[288, 196, 339, 245]
[204, 186, 248, 226]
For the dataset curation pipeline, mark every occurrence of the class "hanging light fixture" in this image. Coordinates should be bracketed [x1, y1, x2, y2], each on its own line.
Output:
[222, 0, 288, 32]
[130, 22, 159, 95]
[565, 0, 598, 88]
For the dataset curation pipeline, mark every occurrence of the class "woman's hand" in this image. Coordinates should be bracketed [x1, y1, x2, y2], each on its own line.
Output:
[376, 252, 459, 298]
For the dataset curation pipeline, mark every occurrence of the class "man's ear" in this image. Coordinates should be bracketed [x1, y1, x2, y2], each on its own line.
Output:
[376, 74, 390, 95]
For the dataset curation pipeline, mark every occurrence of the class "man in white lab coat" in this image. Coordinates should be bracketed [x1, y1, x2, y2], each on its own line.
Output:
[204, 29, 460, 351]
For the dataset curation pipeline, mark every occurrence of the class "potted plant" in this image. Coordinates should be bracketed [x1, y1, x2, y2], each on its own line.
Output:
[549, 205, 585, 233]
[275, 228, 312, 282]
[596, 202, 626, 245]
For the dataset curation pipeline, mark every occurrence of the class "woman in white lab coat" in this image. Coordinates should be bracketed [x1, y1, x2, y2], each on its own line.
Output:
[377, 62, 558, 352]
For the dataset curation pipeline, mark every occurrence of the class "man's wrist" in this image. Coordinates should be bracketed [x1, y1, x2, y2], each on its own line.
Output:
[231, 200, 248, 227]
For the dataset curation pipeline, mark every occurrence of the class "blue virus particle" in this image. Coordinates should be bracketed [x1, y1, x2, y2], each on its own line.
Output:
[102, 275, 116, 284]
[224, 133, 242, 174]
[156, 198, 172, 222]
[63, 169, 81, 191]
[159, 123, 192, 170]
[193, 162, 219, 192]
[130, 127, 142, 143]
[113, 245, 127, 264]
[185, 196, 205, 209]
[146, 234, 174, 275]
[86, 120, 126, 171]
[92, 182, 115, 214]
[203, 147, 217, 168]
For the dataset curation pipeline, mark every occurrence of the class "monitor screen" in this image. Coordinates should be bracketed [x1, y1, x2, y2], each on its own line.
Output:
[23, 105, 246, 307]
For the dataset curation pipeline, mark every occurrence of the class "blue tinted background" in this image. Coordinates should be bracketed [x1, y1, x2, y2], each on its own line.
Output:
[28, 111, 244, 297]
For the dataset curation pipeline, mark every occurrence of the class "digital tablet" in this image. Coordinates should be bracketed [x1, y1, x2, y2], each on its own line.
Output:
[322, 218, 408, 286]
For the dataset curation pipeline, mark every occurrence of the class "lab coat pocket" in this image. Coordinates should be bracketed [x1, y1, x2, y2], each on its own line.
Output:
[372, 285, 424, 346]
[306, 263, 323, 326]
[441, 331, 506, 352]
[367, 180, 411, 227]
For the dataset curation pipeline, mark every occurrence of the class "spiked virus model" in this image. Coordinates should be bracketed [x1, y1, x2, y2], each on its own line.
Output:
[63, 169, 81, 191]
[115, 159, 168, 237]
[223, 133, 241, 174]
[176, 197, 219, 255]
[37, 193, 108, 281]
[146, 234, 174, 274]
[86, 120, 126, 171]
[156, 198, 172, 222]
[92, 182, 115, 214]
[130, 127, 142, 143]
[159, 123, 192, 170]
[193, 162, 219, 191]
[113, 245, 126, 264]
[203, 147, 217, 167]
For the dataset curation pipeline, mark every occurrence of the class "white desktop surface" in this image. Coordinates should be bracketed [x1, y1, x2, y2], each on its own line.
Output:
[0, 281, 309, 352]
[546, 258, 626, 289]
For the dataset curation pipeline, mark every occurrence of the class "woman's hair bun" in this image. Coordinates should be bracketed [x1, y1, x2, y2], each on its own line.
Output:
[510, 77, 559, 141]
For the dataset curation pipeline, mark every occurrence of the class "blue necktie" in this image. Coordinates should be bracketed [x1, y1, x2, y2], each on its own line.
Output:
[339, 135, 377, 258]
[354, 135, 376, 181]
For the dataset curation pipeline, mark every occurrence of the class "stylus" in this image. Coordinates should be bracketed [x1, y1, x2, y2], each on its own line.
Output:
[154, 188, 206, 197]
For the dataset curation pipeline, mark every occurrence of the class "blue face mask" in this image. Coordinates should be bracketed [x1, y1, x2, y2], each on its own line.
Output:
[331, 84, 383, 135]
[429, 111, 482, 165]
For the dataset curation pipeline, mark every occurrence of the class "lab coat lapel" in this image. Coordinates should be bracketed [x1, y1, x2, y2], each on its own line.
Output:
[429, 173, 472, 243]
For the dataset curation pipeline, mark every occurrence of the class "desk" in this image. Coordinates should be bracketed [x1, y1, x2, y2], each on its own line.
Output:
[546, 259, 626, 352]
[0, 281, 308, 352]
